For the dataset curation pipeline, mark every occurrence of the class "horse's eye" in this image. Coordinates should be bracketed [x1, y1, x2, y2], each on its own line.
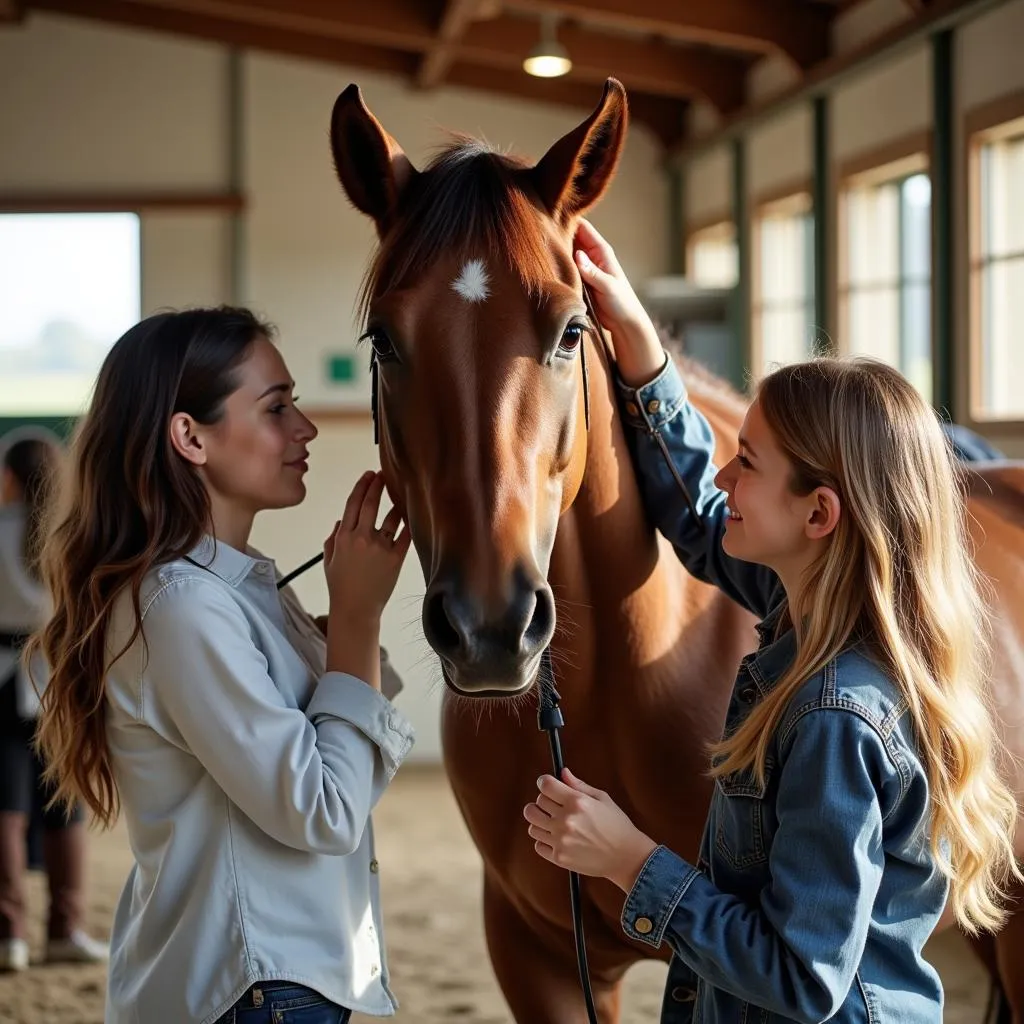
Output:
[361, 328, 396, 362]
[558, 323, 585, 356]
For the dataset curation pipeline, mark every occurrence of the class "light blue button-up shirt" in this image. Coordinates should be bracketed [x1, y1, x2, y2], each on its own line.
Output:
[102, 536, 415, 1024]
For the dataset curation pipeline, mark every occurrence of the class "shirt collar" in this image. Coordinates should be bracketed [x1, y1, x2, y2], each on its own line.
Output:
[184, 535, 266, 588]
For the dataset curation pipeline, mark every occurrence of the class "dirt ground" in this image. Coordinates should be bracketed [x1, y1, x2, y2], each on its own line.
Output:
[0, 766, 992, 1024]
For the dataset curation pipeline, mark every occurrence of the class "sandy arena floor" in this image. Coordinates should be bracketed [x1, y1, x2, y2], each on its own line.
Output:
[0, 766, 992, 1024]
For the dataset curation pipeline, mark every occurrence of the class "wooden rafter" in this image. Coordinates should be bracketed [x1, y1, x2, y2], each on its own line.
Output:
[460, 17, 747, 110]
[31, 0, 687, 143]
[502, 0, 832, 68]
[33, 0, 419, 73]
[417, 0, 484, 89]
[35, 0, 741, 110]
[0, 0, 24, 21]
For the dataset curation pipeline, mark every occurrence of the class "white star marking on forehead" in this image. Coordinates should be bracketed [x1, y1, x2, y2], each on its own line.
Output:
[451, 259, 491, 304]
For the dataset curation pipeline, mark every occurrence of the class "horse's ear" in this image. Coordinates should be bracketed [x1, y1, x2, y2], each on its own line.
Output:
[531, 78, 628, 225]
[330, 84, 418, 236]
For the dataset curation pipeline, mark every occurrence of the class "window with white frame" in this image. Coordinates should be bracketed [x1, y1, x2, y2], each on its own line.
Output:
[0, 212, 141, 416]
[971, 115, 1024, 419]
[752, 192, 815, 377]
[840, 157, 932, 402]
[686, 221, 738, 288]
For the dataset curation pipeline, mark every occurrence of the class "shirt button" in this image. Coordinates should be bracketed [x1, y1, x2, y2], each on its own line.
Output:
[369, 859, 379, 873]
[624, 401, 639, 417]
[370, 964, 379, 976]
[672, 986, 696, 1003]
[647, 399, 661, 414]
[739, 685, 757, 703]
[634, 917, 653, 934]
[254, 563, 269, 575]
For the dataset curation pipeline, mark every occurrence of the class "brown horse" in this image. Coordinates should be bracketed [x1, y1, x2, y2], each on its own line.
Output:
[329, 79, 1024, 1023]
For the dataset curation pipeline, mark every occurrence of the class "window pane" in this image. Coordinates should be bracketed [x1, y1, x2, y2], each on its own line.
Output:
[754, 202, 813, 374]
[980, 256, 1024, 417]
[901, 174, 932, 280]
[848, 287, 900, 365]
[0, 213, 140, 416]
[982, 135, 1024, 259]
[902, 281, 932, 404]
[688, 222, 737, 288]
[760, 213, 810, 304]
[761, 306, 816, 370]
[846, 182, 899, 286]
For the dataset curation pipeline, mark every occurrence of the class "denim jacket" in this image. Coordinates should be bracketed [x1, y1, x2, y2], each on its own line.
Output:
[615, 358, 947, 1024]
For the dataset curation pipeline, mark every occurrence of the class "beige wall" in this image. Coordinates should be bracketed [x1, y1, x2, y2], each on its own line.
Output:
[0, 11, 670, 761]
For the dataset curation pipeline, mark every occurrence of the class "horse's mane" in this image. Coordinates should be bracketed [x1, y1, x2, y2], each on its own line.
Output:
[360, 137, 552, 319]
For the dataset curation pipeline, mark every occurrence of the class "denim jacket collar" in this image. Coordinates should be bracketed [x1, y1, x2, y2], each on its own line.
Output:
[749, 601, 798, 698]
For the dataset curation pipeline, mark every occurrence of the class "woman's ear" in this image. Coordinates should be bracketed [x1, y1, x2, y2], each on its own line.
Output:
[806, 486, 841, 540]
[169, 413, 208, 467]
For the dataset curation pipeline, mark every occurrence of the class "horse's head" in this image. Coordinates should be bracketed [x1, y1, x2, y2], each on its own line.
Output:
[330, 79, 627, 697]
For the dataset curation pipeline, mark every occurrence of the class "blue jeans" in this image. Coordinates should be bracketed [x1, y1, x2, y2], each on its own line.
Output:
[215, 982, 351, 1024]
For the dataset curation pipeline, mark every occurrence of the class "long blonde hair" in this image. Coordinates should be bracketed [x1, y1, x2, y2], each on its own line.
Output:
[710, 357, 1020, 935]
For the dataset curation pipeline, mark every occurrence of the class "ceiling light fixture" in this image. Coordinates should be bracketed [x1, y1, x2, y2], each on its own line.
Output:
[523, 14, 572, 78]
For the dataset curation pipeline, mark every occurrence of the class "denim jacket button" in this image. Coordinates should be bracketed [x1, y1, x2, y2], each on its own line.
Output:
[634, 917, 653, 934]
[369, 859, 380, 873]
[647, 399, 661, 414]
[671, 986, 697, 1003]
[739, 685, 757, 704]
[625, 401, 639, 417]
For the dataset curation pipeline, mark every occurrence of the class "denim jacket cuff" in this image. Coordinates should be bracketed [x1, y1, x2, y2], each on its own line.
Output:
[620, 845, 701, 948]
[614, 355, 689, 431]
[307, 672, 416, 779]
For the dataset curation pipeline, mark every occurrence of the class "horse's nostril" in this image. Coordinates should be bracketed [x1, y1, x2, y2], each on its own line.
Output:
[524, 587, 555, 653]
[425, 587, 461, 654]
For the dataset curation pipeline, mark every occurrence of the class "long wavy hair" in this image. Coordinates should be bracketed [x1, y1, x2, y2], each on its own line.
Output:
[2, 429, 62, 578]
[709, 356, 1020, 934]
[27, 307, 273, 828]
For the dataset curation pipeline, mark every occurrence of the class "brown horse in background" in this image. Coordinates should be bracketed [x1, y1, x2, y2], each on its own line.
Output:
[329, 78, 1024, 1023]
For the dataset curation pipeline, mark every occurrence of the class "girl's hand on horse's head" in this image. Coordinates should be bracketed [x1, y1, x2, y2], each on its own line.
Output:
[573, 219, 667, 388]
[524, 768, 658, 893]
[324, 470, 411, 623]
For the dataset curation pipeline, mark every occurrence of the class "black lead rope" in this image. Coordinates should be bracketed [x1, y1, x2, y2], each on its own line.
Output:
[273, 282, 700, 1024]
[536, 646, 600, 1024]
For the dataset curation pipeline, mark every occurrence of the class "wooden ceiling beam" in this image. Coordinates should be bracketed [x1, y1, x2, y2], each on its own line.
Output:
[459, 17, 747, 110]
[31, 0, 687, 147]
[502, 0, 832, 68]
[32, 0, 419, 71]
[1, 0, 24, 22]
[36, 0, 744, 108]
[417, 0, 486, 89]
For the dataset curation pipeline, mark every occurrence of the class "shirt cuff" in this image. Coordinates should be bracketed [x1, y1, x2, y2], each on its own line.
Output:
[614, 355, 689, 431]
[620, 845, 701, 948]
[306, 672, 416, 779]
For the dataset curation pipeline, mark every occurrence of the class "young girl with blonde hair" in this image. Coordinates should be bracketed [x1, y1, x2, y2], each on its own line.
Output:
[524, 220, 1021, 1023]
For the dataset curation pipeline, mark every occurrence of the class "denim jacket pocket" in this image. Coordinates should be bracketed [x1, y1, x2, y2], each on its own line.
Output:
[714, 758, 774, 870]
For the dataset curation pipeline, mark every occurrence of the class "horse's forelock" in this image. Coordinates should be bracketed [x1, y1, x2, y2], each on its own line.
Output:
[358, 141, 559, 321]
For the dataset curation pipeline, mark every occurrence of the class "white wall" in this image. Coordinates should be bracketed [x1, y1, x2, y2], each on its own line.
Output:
[0, 11, 670, 761]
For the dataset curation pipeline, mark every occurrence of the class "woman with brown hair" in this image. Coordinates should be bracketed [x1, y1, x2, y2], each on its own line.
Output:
[27, 307, 415, 1024]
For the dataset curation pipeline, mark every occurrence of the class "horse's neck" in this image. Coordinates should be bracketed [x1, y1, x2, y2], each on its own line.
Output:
[548, 347, 690, 691]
